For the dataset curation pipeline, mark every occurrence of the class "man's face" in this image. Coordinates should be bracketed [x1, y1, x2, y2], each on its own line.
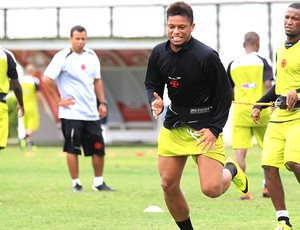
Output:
[70, 30, 87, 53]
[166, 15, 195, 52]
[284, 7, 300, 41]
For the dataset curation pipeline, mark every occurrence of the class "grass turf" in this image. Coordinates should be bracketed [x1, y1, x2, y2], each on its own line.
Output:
[0, 145, 299, 229]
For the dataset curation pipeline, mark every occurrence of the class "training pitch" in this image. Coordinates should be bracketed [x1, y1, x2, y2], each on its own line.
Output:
[0, 145, 299, 229]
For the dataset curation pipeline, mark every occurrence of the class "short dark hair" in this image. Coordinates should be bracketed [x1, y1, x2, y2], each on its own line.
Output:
[288, 3, 300, 10]
[244, 31, 259, 46]
[167, 1, 194, 25]
[70, 25, 86, 37]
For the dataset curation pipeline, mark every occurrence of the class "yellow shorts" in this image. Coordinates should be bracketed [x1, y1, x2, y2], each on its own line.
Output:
[232, 125, 267, 149]
[23, 109, 39, 131]
[158, 126, 225, 165]
[262, 120, 300, 170]
[0, 102, 9, 148]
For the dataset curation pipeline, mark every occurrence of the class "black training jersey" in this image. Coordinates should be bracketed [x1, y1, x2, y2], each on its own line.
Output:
[145, 37, 232, 137]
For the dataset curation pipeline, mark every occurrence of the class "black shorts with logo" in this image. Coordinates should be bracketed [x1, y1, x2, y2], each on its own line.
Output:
[61, 119, 105, 156]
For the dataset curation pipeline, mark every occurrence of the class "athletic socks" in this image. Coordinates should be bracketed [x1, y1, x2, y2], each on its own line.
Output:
[176, 217, 193, 230]
[93, 176, 104, 187]
[72, 177, 104, 187]
[27, 140, 33, 150]
[276, 210, 292, 227]
[224, 162, 237, 178]
[72, 178, 82, 187]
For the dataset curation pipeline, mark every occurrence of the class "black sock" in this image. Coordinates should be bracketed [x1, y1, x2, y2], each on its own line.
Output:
[278, 216, 292, 227]
[176, 217, 193, 230]
[224, 162, 237, 178]
[27, 140, 33, 150]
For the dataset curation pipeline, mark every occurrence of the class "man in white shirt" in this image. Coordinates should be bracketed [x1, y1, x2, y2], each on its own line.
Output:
[43, 25, 115, 192]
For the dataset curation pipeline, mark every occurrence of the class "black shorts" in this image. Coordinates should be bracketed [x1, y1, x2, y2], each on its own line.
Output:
[61, 119, 105, 156]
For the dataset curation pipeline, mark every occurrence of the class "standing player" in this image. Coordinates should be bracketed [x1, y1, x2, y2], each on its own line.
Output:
[43, 25, 115, 192]
[145, 2, 249, 229]
[227, 31, 273, 199]
[0, 47, 24, 151]
[252, 2, 300, 229]
[18, 63, 45, 150]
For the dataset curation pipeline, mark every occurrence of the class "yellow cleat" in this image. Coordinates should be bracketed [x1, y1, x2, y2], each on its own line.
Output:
[274, 220, 293, 230]
[226, 157, 250, 196]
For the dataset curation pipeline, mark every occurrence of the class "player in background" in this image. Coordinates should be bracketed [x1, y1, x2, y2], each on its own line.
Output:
[43, 25, 115, 193]
[251, 3, 300, 229]
[18, 63, 45, 151]
[0, 47, 24, 150]
[227, 31, 274, 200]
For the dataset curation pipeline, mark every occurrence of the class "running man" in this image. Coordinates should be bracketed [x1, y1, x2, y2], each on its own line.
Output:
[145, 2, 249, 229]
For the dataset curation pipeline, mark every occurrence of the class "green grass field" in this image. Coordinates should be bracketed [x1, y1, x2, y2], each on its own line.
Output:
[0, 144, 299, 230]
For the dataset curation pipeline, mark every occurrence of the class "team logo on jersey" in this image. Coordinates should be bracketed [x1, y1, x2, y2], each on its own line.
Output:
[281, 59, 287, 68]
[168, 76, 181, 88]
[242, 82, 256, 89]
[81, 64, 86, 70]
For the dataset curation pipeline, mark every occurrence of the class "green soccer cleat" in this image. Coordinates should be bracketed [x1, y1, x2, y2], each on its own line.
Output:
[226, 157, 250, 196]
[19, 138, 27, 150]
[274, 220, 293, 230]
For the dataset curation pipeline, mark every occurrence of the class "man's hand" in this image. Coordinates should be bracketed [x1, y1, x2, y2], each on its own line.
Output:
[17, 104, 24, 117]
[286, 90, 299, 111]
[151, 92, 163, 119]
[98, 103, 107, 119]
[58, 98, 75, 108]
[251, 108, 261, 124]
[194, 128, 217, 153]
